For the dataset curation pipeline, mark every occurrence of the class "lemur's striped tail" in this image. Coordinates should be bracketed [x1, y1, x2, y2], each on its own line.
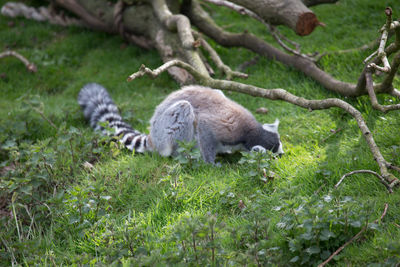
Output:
[78, 83, 151, 153]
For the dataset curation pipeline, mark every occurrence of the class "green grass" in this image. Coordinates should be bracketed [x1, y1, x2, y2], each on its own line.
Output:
[1, 0, 400, 265]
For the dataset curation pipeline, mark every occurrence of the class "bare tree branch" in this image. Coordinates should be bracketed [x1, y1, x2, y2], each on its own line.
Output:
[366, 8, 393, 73]
[365, 68, 400, 113]
[0, 50, 37, 72]
[192, 31, 248, 79]
[1, 1, 82, 27]
[127, 59, 400, 187]
[334, 170, 393, 193]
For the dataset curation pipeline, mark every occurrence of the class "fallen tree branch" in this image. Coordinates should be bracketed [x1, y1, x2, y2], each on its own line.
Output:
[366, 8, 393, 73]
[0, 50, 37, 72]
[374, 51, 400, 94]
[318, 203, 389, 267]
[151, 0, 209, 77]
[1, 1, 82, 27]
[192, 31, 248, 79]
[365, 68, 400, 113]
[127, 59, 400, 187]
[184, 0, 358, 96]
[334, 170, 393, 194]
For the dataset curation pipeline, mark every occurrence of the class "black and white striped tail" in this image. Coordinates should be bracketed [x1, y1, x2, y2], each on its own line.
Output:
[78, 83, 151, 153]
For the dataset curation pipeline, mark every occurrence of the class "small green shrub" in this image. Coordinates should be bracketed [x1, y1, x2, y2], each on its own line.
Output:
[174, 140, 202, 168]
[273, 194, 380, 266]
[239, 150, 275, 183]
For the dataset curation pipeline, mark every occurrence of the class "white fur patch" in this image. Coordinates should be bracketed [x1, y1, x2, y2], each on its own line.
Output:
[276, 141, 284, 155]
[251, 145, 267, 153]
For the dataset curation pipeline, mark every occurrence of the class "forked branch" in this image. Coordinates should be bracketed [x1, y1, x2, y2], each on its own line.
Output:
[192, 31, 248, 79]
[365, 67, 400, 113]
[127, 59, 400, 188]
[365, 8, 393, 73]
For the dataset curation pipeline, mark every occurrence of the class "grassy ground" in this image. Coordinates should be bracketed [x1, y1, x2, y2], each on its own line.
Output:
[1, 0, 400, 265]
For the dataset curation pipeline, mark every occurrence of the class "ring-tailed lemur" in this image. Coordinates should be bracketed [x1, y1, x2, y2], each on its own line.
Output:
[78, 83, 283, 163]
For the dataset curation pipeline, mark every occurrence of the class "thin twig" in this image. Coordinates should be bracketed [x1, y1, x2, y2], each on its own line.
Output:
[237, 56, 260, 72]
[34, 109, 58, 130]
[318, 203, 389, 267]
[0, 236, 17, 267]
[366, 8, 393, 73]
[318, 226, 367, 267]
[0, 50, 37, 72]
[334, 170, 393, 194]
[380, 203, 389, 222]
[386, 163, 400, 175]
[320, 128, 342, 143]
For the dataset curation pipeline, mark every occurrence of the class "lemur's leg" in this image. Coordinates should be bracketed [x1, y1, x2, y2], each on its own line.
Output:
[196, 120, 218, 164]
[150, 100, 196, 157]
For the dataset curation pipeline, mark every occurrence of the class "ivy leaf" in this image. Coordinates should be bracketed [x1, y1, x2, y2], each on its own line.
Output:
[350, 220, 362, 228]
[368, 223, 380, 230]
[321, 250, 331, 260]
[320, 229, 335, 241]
[305, 246, 321, 255]
[299, 231, 313, 241]
[290, 256, 299, 263]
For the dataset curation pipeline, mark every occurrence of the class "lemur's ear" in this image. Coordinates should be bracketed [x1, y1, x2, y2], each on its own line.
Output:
[262, 119, 280, 133]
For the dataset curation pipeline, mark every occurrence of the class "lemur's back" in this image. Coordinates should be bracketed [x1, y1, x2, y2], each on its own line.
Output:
[151, 86, 258, 143]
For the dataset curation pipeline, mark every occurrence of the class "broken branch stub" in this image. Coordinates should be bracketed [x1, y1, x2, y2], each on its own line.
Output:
[226, 0, 323, 36]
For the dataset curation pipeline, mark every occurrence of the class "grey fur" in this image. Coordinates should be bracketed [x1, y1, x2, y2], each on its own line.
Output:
[149, 85, 283, 162]
[78, 84, 283, 163]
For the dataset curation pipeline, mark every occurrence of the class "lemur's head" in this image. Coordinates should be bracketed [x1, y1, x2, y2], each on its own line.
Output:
[251, 119, 284, 156]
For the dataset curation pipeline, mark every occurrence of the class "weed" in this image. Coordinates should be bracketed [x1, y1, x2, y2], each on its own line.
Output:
[239, 150, 275, 183]
[174, 140, 202, 168]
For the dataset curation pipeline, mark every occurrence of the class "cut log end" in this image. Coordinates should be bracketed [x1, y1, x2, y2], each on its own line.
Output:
[296, 12, 321, 36]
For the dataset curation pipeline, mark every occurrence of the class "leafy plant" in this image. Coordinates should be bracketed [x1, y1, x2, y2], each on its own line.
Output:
[174, 140, 202, 168]
[273, 194, 380, 266]
[239, 150, 275, 183]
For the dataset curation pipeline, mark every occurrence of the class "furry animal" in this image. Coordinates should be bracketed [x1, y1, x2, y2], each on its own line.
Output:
[78, 83, 283, 163]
